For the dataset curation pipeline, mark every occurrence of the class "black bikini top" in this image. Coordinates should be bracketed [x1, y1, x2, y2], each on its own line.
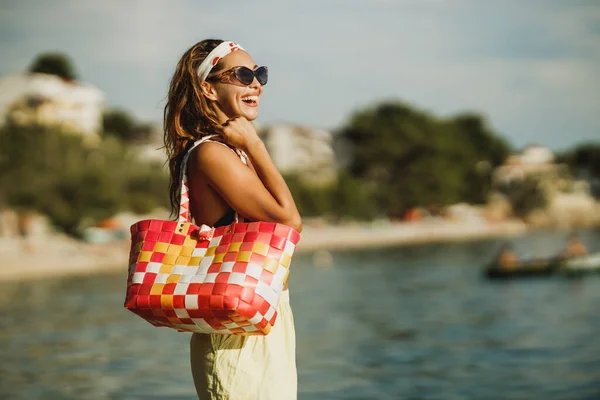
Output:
[213, 208, 236, 228]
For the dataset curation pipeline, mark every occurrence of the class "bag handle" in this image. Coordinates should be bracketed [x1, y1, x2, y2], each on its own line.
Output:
[178, 134, 248, 224]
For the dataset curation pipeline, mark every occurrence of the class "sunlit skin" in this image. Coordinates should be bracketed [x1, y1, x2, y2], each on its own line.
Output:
[200, 50, 263, 123]
[561, 236, 588, 258]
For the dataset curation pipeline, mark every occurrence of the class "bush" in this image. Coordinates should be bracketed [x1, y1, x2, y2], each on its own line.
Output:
[284, 172, 378, 222]
[337, 101, 511, 218]
[0, 121, 169, 236]
[496, 176, 548, 218]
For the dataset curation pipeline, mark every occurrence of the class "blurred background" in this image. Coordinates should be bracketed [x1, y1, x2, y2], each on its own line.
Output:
[0, 1, 599, 399]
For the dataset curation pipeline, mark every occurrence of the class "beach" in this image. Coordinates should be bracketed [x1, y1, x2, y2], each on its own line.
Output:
[0, 219, 528, 282]
[297, 219, 527, 251]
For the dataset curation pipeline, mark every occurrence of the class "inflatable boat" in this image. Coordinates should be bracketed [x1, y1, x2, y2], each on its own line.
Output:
[560, 252, 600, 276]
[484, 258, 561, 279]
[485, 252, 600, 279]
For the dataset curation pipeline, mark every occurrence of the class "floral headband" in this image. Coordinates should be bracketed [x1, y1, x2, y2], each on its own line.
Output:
[197, 41, 244, 81]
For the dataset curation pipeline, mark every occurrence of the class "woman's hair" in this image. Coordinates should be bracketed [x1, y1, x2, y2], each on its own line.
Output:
[163, 39, 227, 217]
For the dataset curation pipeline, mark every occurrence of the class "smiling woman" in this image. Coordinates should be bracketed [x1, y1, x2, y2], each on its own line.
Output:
[162, 39, 301, 400]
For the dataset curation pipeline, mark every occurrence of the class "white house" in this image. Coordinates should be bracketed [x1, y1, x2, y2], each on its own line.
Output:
[259, 123, 337, 185]
[0, 72, 105, 137]
[493, 145, 561, 185]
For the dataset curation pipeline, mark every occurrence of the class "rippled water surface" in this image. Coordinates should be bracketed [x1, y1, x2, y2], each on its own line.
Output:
[1, 229, 599, 399]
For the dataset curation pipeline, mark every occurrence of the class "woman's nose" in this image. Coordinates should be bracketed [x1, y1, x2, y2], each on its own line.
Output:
[249, 77, 261, 89]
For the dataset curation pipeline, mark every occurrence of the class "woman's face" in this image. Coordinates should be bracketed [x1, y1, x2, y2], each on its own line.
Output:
[204, 50, 264, 122]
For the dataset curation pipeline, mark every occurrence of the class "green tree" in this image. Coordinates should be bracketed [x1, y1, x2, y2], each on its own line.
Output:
[444, 113, 511, 203]
[124, 162, 170, 214]
[557, 143, 600, 198]
[284, 172, 379, 221]
[29, 52, 78, 81]
[283, 174, 334, 217]
[557, 143, 600, 179]
[496, 176, 548, 218]
[0, 120, 169, 236]
[102, 108, 152, 143]
[330, 172, 378, 221]
[337, 101, 511, 218]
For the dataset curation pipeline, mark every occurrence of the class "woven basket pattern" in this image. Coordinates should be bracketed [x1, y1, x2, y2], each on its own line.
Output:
[125, 219, 300, 335]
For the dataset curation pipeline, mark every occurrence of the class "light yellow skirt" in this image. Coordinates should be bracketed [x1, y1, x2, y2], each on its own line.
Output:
[190, 290, 297, 400]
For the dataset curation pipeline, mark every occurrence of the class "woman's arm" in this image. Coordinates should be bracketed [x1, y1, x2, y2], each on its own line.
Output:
[190, 118, 302, 232]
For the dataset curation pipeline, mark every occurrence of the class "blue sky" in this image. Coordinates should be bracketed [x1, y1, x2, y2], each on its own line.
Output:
[0, 0, 599, 150]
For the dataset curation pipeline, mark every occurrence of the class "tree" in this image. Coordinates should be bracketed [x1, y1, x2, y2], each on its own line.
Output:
[557, 143, 600, 198]
[337, 101, 512, 218]
[496, 177, 548, 218]
[557, 143, 600, 179]
[0, 120, 169, 236]
[444, 113, 511, 203]
[283, 172, 378, 221]
[102, 108, 151, 142]
[29, 52, 78, 81]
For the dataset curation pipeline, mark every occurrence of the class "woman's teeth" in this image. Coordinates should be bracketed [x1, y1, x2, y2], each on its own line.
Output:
[242, 95, 258, 103]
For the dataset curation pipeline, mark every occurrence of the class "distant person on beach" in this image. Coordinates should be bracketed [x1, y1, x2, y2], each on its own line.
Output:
[163, 39, 302, 399]
[496, 243, 519, 269]
[558, 234, 588, 259]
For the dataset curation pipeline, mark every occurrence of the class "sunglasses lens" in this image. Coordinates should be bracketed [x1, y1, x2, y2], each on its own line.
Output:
[233, 66, 269, 86]
[235, 67, 255, 86]
[256, 66, 268, 85]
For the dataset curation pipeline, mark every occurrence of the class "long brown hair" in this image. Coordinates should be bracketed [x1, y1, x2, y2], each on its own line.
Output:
[163, 39, 227, 217]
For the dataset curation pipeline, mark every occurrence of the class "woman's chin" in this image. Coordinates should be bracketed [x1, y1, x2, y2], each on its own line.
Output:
[241, 108, 259, 121]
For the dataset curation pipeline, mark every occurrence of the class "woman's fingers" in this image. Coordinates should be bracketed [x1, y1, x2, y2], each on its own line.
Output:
[212, 124, 224, 135]
[215, 117, 258, 150]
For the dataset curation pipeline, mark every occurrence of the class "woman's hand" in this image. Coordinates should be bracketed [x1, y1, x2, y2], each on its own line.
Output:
[215, 117, 261, 152]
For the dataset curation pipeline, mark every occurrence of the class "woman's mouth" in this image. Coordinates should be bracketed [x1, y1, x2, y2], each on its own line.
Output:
[241, 95, 259, 107]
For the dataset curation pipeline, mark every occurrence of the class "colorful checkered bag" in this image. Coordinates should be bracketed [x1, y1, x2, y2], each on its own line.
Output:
[124, 136, 301, 335]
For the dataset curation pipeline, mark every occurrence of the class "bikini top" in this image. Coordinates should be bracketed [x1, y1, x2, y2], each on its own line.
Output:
[213, 208, 236, 228]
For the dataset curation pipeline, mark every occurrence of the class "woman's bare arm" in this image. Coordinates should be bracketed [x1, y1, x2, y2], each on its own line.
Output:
[191, 121, 302, 232]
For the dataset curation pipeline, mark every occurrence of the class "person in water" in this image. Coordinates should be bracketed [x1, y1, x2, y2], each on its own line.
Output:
[496, 243, 519, 269]
[559, 234, 588, 259]
[163, 39, 302, 399]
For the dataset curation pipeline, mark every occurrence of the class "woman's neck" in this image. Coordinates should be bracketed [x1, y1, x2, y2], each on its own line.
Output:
[213, 108, 230, 126]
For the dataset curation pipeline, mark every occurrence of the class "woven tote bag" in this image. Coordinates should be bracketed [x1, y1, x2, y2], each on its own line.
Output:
[124, 135, 301, 335]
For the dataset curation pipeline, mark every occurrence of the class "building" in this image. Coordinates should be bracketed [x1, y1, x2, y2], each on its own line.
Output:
[259, 123, 337, 186]
[493, 145, 570, 188]
[0, 72, 105, 138]
[491, 145, 599, 227]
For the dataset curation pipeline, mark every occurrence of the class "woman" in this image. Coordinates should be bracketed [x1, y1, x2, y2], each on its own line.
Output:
[163, 39, 302, 399]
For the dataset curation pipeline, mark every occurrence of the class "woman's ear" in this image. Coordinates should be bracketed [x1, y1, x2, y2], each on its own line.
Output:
[200, 82, 218, 101]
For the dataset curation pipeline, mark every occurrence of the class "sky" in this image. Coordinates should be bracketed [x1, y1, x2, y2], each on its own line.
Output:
[0, 0, 599, 150]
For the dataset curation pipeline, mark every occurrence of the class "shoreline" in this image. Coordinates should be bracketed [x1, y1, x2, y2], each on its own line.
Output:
[0, 220, 529, 283]
[297, 220, 528, 252]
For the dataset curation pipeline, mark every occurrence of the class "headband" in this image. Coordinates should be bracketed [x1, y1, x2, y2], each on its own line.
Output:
[197, 41, 245, 81]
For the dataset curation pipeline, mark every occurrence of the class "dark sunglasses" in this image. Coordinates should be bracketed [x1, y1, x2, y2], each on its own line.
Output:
[208, 66, 268, 86]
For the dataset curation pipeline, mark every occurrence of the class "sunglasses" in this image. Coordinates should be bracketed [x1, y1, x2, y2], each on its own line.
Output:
[208, 66, 268, 86]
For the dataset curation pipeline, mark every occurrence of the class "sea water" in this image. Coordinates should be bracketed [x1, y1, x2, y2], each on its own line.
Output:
[1, 229, 599, 399]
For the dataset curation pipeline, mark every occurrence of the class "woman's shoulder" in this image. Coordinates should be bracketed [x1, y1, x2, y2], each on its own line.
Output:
[188, 140, 245, 175]
[191, 139, 236, 160]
